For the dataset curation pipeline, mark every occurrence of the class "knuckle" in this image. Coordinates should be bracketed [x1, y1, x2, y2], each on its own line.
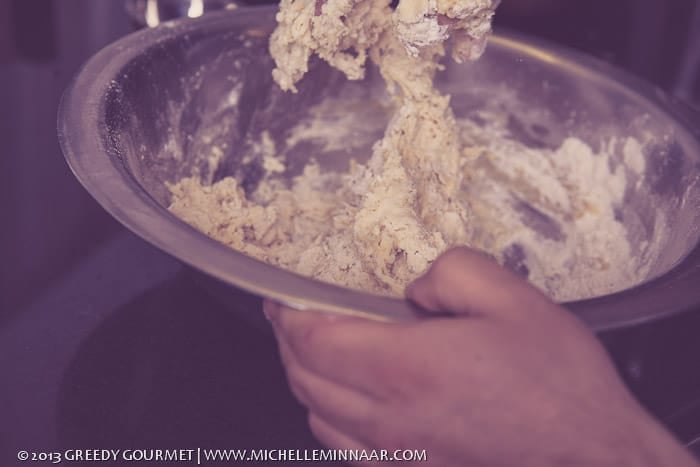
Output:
[291, 319, 333, 363]
[429, 247, 471, 281]
[367, 344, 429, 401]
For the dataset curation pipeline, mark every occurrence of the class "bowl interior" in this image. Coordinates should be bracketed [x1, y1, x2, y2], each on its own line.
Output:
[99, 8, 700, 303]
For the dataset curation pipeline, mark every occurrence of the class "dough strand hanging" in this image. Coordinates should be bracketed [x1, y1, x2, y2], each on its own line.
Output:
[168, 2, 657, 302]
[268, 0, 499, 289]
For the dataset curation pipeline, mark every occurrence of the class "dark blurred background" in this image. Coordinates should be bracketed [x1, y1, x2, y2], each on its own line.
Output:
[0, 0, 699, 464]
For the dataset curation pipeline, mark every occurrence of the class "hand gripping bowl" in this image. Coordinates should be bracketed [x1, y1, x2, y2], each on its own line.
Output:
[58, 6, 700, 331]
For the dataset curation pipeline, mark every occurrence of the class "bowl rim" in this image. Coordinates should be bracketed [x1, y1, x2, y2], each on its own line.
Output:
[58, 5, 700, 331]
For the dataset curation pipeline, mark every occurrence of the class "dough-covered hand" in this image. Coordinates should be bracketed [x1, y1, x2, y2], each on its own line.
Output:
[264, 247, 698, 467]
[394, 0, 501, 61]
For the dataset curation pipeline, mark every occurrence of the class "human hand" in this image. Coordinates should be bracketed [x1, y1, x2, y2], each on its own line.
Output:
[264, 247, 698, 467]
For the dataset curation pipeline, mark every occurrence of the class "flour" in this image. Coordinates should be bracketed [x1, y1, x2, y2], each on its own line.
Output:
[169, 92, 661, 301]
[265, 0, 500, 289]
[467, 135, 647, 301]
[167, 1, 664, 302]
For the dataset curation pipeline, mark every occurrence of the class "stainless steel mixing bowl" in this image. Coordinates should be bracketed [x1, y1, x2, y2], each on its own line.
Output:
[58, 6, 700, 331]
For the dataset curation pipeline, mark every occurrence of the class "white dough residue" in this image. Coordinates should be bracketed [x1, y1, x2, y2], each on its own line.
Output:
[167, 1, 663, 302]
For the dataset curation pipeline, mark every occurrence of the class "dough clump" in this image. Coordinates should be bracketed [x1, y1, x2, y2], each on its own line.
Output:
[168, 1, 650, 301]
[262, 0, 496, 291]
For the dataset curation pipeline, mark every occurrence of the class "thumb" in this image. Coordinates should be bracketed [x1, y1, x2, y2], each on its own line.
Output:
[405, 247, 553, 319]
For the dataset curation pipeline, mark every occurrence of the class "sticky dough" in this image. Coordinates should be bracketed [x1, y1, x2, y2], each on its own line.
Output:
[170, 0, 500, 295]
[270, 0, 499, 91]
[270, 0, 498, 290]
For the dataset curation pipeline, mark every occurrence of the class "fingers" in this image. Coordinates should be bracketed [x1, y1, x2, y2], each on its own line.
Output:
[274, 330, 380, 429]
[406, 247, 552, 319]
[264, 300, 406, 398]
[266, 302, 391, 449]
[309, 414, 390, 467]
[308, 413, 370, 453]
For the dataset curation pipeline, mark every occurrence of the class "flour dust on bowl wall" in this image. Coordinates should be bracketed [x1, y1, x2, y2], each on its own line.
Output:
[59, 7, 700, 328]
